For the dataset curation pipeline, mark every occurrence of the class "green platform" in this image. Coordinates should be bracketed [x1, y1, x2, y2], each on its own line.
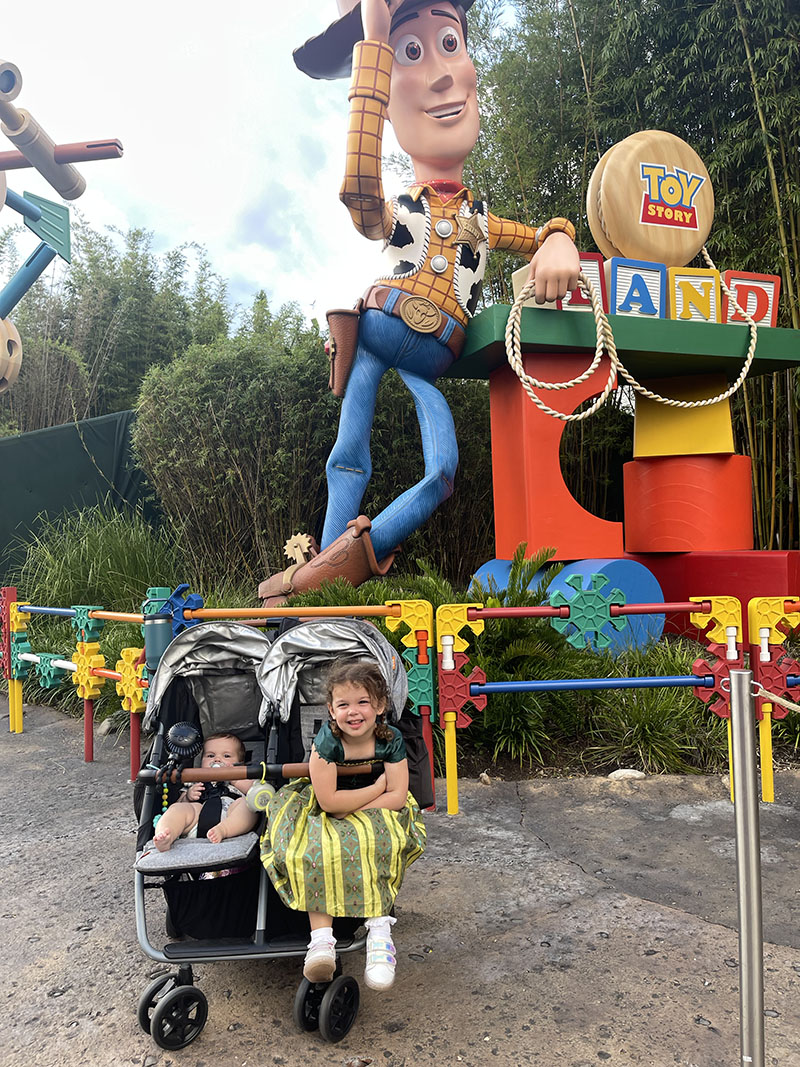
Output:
[448, 305, 800, 381]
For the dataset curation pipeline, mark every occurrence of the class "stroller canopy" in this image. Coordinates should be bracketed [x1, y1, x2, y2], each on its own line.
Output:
[142, 622, 275, 733]
[256, 618, 408, 724]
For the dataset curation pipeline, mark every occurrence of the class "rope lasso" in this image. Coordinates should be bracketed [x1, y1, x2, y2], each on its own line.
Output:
[505, 249, 759, 422]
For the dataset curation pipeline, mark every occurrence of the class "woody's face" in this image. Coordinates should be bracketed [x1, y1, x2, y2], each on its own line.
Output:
[387, 2, 479, 181]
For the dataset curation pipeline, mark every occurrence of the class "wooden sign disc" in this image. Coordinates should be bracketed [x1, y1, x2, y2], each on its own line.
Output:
[0, 318, 22, 394]
[587, 130, 714, 267]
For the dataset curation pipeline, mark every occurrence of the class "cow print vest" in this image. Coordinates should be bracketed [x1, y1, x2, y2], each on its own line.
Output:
[376, 193, 489, 318]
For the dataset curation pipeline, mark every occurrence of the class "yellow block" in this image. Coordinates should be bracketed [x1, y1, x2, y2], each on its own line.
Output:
[633, 373, 734, 457]
[667, 266, 721, 322]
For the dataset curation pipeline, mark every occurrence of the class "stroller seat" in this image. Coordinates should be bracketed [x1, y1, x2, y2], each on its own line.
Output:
[136, 832, 261, 875]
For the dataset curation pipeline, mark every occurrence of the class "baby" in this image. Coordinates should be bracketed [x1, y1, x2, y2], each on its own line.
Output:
[153, 732, 258, 852]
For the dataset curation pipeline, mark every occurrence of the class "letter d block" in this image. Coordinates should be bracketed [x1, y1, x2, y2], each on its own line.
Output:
[668, 267, 721, 323]
[722, 271, 780, 326]
[609, 258, 666, 318]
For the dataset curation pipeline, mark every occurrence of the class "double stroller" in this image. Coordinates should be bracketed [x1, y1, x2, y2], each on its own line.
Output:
[134, 616, 432, 1051]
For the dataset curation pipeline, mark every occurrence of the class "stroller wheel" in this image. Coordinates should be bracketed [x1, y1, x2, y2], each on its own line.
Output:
[293, 977, 325, 1032]
[137, 974, 177, 1034]
[150, 984, 208, 1050]
[319, 975, 360, 1043]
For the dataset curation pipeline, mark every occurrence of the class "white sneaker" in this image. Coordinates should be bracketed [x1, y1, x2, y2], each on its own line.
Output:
[364, 930, 397, 991]
[303, 939, 336, 983]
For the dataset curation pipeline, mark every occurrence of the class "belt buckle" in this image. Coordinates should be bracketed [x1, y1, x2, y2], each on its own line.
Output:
[398, 295, 441, 334]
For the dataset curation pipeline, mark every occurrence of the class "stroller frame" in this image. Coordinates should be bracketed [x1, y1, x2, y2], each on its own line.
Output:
[133, 617, 426, 1050]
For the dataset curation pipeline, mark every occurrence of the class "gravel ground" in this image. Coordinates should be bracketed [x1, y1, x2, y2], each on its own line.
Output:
[2, 699, 800, 1067]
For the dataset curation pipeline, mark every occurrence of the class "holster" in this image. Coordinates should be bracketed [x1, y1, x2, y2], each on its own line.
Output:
[326, 301, 362, 397]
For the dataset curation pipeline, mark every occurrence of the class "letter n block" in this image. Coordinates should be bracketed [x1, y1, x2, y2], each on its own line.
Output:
[722, 271, 780, 326]
[609, 258, 666, 318]
[668, 267, 721, 323]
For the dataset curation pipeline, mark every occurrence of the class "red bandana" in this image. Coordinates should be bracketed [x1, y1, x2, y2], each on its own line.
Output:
[415, 179, 464, 203]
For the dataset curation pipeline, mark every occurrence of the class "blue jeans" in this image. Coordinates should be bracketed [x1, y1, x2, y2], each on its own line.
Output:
[321, 307, 458, 560]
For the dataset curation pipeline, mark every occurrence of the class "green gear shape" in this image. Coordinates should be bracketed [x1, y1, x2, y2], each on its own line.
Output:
[35, 652, 69, 690]
[402, 646, 435, 714]
[549, 572, 628, 651]
[9, 632, 32, 680]
[71, 606, 105, 643]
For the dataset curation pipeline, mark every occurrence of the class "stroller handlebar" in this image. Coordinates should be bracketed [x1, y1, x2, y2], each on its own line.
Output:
[136, 762, 380, 785]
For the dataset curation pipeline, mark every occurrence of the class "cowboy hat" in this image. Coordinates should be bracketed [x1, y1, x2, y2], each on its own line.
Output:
[294, 0, 475, 80]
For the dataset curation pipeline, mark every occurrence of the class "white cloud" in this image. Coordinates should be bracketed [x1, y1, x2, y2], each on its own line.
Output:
[0, 0, 408, 323]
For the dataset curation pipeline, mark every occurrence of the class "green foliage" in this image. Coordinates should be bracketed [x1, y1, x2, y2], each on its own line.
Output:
[584, 640, 729, 773]
[132, 305, 335, 589]
[9, 503, 185, 611]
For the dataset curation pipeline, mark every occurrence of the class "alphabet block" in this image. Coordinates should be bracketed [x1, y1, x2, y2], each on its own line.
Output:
[511, 262, 558, 310]
[667, 267, 721, 323]
[559, 252, 608, 313]
[609, 258, 666, 318]
[722, 271, 780, 326]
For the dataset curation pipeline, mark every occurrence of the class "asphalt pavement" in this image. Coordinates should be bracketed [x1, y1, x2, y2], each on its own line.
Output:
[2, 700, 800, 1067]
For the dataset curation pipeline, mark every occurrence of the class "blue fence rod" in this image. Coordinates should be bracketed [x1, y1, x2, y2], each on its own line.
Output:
[470, 674, 715, 696]
[786, 675, 800, 690]
[18, 606, 78, 618]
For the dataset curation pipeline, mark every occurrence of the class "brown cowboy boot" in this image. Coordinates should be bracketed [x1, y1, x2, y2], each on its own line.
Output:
[258, 516, 397, 608]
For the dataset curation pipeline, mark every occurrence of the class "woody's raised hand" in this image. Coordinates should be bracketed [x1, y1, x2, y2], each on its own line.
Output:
[362, 0, 402, 43]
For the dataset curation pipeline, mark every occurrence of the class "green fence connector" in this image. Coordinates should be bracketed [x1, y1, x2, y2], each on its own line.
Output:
[549, 572, 628, 651]
[35, 652, 69, 689]
[9, 631, 32, 680]
[403, 646, 435, 716]
[71, 606, 105, 643]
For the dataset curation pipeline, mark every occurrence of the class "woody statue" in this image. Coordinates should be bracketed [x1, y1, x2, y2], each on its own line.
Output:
[259, 0, 580, 604]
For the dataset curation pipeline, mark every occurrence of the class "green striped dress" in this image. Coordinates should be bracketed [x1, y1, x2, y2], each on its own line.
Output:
[260, 723, 426, 917]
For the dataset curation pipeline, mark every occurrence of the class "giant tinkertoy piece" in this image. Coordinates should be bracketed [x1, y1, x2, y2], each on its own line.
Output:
[0, 59, 123, 392]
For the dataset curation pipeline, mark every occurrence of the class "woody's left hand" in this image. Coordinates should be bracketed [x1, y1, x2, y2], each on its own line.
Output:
[527, 232, 581, 305]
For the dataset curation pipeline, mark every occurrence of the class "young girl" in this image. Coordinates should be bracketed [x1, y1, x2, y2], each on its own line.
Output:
[153, 732, 259, 851]
[261, 659, 426, 991]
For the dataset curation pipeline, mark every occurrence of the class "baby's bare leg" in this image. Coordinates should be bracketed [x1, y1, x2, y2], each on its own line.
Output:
[206, 797, 258, 843]
[153, 801, 202, 852]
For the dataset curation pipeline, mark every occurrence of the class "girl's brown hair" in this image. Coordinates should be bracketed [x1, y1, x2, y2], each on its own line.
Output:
[326, 659, 393, 742]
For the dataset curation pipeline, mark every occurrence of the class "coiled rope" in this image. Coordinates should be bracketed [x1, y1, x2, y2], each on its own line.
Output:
[504, 248, 759, 422]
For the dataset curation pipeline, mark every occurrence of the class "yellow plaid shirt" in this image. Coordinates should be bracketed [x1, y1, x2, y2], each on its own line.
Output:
[340, 40, 542, 328]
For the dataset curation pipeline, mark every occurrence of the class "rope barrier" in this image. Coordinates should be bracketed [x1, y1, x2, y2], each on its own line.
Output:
[505, 249, 759, 422]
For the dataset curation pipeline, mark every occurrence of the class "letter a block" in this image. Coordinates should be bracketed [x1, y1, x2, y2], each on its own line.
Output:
[668, 267, 721, 323]
[609, 258, 666, 318]
[722, 271, 780, 326]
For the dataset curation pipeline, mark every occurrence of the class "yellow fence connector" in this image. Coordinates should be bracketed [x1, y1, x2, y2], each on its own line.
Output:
[690, 595, 742, 652]
[384, 600, 434, 647]
[436, 603, 484, 655]
[7, 602, 31, 733]
[748, 595, 800, 651]
[72, 642, 106, 701]
[748, 595, 800, 804]
[116, 647, 146, 714]
[435, 603, 485, 815]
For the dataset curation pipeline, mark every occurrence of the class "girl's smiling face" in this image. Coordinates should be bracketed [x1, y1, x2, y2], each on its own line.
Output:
[328, 681, 385, 739]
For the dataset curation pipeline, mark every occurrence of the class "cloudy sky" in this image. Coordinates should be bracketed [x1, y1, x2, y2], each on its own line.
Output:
[0, 0, 424, 323]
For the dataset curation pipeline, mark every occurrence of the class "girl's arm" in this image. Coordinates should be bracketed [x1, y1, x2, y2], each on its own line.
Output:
[356, 757, 409, 812]
[310, 749, 388, 815]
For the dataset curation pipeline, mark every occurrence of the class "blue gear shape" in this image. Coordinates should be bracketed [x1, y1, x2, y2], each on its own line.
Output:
[549, 572, 628, 651]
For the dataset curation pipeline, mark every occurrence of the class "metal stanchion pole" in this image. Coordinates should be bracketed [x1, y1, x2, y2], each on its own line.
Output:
[729, 668, 764, 1067]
